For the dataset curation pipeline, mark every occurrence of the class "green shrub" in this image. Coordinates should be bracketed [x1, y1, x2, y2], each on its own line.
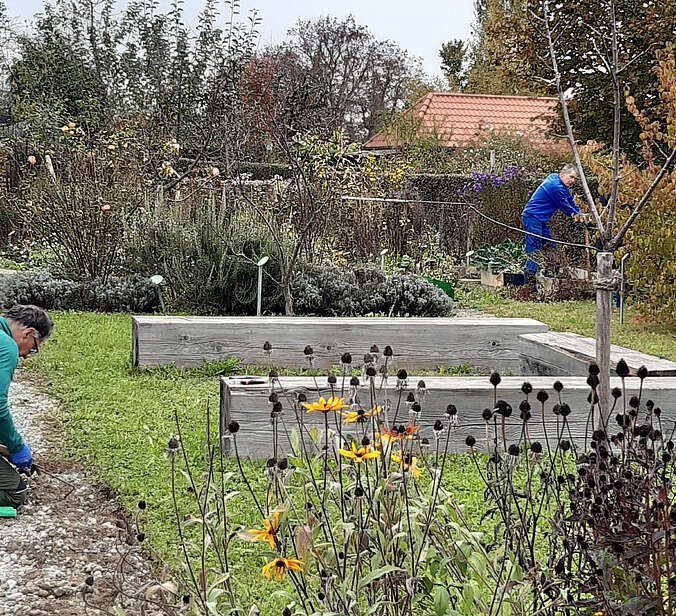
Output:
[121, 202, 284, 315]
[292, 264, 453, 316]
[0, 270, 158, 312]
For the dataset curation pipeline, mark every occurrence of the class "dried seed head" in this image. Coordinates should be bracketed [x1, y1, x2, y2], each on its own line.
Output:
[646, 399, 654, 410]
[354, 486, 364, 497]
[433, 419, 443, 431]
[365, 366, 376, 377]
[85, 575, 95, 587]
[508, 444, 520, 456]
[611, 387, 622, 399]
[553, 381, 563, 392]
[637, 365, 648, 380]
[559, 403, 571, 417]
[370, 344, 380, 354]
[495, 400, 512, 417]
[297, 393, 307, 402]
[559, 439, 571, 452]
[304, 345, 313, 356]
[587, 375, 599, 389]
[328, 374, 337, 384]
[406, 392, 415, 403]
[417, 380, 426, 390]
[361, 436, 370, 446]
[521, 381, 533, 395]
[482, 408, 492, 421]
[136, 532, 145, 542]
[263, 341, 272, 352]
[349, 376, 360, 387]
[183, 595, 191, 605]
[227, 421, 240, 434]
[269, 393, 279, 403]
[266, 457, 277, 468]
[268, 370, 279, 379]
[536, 390, 549, 403]
[629, 396, 640, 409]
[465, 435, 476, 447]
[167, 437, 180, 457]
[137, 500, 146, 511]
[592, 430, 606, 442]
[397, 369, 408, 381]
[341, 352, 352, 364]
[383, 345, 393, 357]
[411, 402, 421, 413]
[588, 363, 600, 376]
[446, 404, 457, 416]
[489, 372, 501, 387]
[615, 359, 630, 378]
[531, 442, 542, 454]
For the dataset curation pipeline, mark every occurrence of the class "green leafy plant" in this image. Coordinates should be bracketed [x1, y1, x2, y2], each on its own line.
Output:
[471, 239, 527, 274]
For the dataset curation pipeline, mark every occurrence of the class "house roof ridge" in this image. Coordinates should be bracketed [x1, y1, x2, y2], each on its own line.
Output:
[427, 91, 558, 102]
[417, 92, 434, 118]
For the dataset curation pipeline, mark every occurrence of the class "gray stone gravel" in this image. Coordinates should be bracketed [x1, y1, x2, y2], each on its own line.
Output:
[0, 379, 171, 616]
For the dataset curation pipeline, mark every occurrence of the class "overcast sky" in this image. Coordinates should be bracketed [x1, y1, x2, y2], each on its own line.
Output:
[6, 0, 476, 77]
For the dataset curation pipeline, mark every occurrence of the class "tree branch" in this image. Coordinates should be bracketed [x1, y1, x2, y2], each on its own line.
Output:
[542, 0, 605, 235]
[609, 145, 676, 251]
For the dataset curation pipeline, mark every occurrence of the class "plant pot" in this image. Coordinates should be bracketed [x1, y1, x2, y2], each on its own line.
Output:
[568, 267, 589, 280]
[480, 270, 504, 287]
[503, 272, 525, 286]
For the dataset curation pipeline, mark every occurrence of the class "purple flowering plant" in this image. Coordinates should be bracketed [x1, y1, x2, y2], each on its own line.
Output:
[458, 165, 530, 248]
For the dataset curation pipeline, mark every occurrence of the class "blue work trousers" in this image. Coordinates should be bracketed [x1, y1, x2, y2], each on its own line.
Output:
[522, 214, 552, 274]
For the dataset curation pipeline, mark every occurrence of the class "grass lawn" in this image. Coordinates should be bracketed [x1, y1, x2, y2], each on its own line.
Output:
[25, 311, 493, 612]
[461, 286, 676, 361]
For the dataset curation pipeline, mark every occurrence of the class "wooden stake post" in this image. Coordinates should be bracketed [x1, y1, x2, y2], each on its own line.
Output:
[595, 252, 613, 428]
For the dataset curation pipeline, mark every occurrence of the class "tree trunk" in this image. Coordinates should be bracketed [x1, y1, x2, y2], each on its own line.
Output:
[595, 252, 613, 429]
[283, 283, 294, 316]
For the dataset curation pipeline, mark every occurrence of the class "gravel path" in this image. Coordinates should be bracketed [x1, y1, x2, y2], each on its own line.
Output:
[0, 378, 167, 616]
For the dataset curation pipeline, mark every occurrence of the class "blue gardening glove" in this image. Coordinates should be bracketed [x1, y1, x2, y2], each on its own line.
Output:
[8, 445, 33, 471]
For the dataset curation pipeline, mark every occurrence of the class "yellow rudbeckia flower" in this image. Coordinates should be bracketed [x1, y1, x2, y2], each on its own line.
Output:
[262, 557, 304, 581]
[248, 511, 279, 549]
[391, 452, 421, 479]
[302, 396, 347, 413]
[342, 404, 381, 424]
[338, 442, 380, 463]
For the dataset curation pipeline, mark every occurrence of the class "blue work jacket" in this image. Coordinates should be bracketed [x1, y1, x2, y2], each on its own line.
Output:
[523, 173, 580, 222]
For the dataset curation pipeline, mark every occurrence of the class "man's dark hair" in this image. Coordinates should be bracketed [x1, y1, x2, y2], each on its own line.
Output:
[3, 305, 54, 339]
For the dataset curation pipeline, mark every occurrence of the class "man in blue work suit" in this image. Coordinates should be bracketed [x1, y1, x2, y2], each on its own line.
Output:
[0, 305, 53, 508]
[522, 163, 582, 288]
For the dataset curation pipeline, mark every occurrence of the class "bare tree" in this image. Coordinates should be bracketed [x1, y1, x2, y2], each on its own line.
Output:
[282, 16, 419, 141]
[532, 0, 676, 425]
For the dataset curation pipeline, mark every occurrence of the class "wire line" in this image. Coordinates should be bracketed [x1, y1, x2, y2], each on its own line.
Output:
[340, 195, 596, 251]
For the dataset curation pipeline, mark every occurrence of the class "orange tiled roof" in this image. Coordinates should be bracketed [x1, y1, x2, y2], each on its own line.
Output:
[363, 92, 559, 149]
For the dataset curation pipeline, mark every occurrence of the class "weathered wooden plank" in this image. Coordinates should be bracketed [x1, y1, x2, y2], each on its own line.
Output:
[221, 376, 676, 458]
[132, 316, 548, 371]
[519, 331, 676, 377]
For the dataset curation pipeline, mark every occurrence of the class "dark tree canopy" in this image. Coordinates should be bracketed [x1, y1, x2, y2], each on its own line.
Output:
[482, 0, 676, 159]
